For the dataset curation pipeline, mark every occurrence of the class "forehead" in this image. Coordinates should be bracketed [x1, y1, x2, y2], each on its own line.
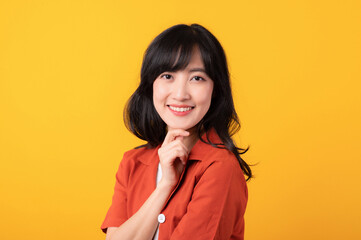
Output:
[166, 45, 205, 72]
[176, 46, 204, 69]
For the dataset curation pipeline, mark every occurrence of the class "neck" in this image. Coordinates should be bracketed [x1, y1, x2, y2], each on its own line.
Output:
[183, 129, 199, 151]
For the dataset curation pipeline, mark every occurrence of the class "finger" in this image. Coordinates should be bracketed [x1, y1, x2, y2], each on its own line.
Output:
[159, 143, 189, 164]
[163, 129, 189, 145]
[179, 152, 188, 165]
[163, 139, 189, 154]
[164, 129, 189, 144]
[174, 136, 183, 141]
[174, 146, 189, 165]
[160, 143, 188, 160]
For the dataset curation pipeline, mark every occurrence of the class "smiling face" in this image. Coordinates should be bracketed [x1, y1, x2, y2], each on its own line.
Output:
[153, 47, 214, 132]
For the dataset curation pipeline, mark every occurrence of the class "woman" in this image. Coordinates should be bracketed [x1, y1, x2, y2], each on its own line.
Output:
[101, 24, 252, 240]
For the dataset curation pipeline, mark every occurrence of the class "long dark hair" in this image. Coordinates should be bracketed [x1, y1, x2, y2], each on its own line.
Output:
[124, 24, 252, 180]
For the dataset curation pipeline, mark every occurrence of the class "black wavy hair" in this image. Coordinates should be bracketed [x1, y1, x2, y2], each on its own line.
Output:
[124, 24, 252, 180]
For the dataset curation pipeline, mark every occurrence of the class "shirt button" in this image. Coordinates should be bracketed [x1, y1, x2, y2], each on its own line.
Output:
[158, 213, 165, 223]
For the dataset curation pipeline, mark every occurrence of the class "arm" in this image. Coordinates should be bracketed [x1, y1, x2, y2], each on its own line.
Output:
[105, 180, 174, 240]
[105, 129, 190, 240]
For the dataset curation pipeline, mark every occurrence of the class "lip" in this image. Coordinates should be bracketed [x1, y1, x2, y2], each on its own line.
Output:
[167, 104, 194, 116]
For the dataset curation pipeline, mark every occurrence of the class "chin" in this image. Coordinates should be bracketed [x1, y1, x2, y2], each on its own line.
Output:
[168, 125, 192, 131]
[167, 122, 199, 131]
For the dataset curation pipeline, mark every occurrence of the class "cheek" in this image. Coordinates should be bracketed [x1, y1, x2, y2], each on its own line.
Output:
[196, 84, 214, 106]
[153, 80, 168, 108]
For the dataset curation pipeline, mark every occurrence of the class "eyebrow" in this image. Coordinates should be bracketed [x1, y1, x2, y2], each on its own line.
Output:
[188, 68, 206, 73]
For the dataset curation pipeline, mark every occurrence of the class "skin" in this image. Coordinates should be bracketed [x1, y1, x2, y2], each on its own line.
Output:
[153, 47, 214, 134]
[105, 47, 214, 240]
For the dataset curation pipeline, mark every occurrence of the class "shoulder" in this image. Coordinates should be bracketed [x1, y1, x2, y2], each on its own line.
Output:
[121, 145, 159, 166]
[201, 146, 241, 177]
[190, 128, 239, 167]
[204, 145, 236, 163]
[122, 146, 153, 160]
[114, 145, 159, 183]
[189, 137, 247, 192]
[191, 138, 239, 169]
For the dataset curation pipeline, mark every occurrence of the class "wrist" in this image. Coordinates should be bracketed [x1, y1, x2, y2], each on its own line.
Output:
[157, 179, 175, 193]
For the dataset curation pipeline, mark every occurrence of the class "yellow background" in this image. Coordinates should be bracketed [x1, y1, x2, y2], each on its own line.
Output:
[1, 0, 360, 239]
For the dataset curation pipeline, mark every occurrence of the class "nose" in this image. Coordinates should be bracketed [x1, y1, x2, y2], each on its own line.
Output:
[172, 77, 190, 101]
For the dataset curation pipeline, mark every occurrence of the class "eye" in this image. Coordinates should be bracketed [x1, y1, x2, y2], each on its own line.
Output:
[160, 74, 172, 80]
[191, 76, 205, 81]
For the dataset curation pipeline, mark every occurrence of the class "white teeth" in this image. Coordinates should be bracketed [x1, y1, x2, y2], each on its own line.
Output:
[169, 106, 193, 112]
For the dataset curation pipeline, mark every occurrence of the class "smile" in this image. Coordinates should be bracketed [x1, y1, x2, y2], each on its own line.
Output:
[167, 105, 194, 116]
[168, 106, 194, 112]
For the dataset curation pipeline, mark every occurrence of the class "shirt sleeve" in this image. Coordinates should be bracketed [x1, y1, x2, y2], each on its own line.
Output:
[170, 159, 248, 240]
[101, 153, 129, 233]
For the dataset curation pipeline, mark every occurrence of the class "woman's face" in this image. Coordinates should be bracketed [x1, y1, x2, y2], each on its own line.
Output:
[153, 47, 214, 132]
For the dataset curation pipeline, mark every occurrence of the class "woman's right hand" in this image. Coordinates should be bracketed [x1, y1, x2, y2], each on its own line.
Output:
[157, 129, 190, 188]
[105, 129, 191, 240]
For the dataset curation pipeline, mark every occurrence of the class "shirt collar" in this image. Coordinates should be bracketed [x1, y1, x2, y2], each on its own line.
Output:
[137, 128, 223, 165]
[188, 128, 223, 161]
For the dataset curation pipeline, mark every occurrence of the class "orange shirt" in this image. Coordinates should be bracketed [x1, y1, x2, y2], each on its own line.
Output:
[101, 129, 248, 239]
